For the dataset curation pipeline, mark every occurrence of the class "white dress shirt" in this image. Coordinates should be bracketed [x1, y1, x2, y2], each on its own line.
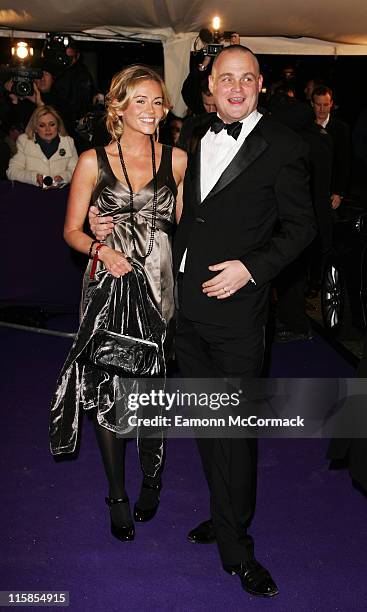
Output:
[320, 113, 330, 129]
[180, 109, 262, 272]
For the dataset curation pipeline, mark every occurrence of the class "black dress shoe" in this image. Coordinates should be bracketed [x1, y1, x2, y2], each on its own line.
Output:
[223, 561, 279, 598]
[187, 519, 216, 544]
[105, 497, 135, 541]
[274, 328, 313, 343]
[134, 481, 161, 522]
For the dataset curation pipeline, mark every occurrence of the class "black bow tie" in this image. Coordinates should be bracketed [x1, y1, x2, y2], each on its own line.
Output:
[210, 119, 242, 140]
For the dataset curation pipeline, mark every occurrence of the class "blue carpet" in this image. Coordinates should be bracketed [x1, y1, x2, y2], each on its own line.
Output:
[1, 327, 366, 611]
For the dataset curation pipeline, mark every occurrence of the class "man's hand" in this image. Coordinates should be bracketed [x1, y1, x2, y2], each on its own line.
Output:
[36, 174, 43, 187]
[88, 205, 114, 240]
[26, 82, 42, 106]
[4, 79, 18, 105]
[331, 194, 342, 210]
[202, 260, 253, 299]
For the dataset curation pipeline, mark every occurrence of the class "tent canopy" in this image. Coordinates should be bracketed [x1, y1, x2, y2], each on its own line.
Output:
[2, 0, 367, 115]
[2, 0, 367, 45]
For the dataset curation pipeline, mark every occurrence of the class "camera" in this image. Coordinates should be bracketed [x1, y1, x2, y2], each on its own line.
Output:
[42, 33, 73, 71]
[42, 176, 54, 188]
[195, 20, 239, 58]
[42, 176, 66, 189]
[204, 43, 224, 57]
[198, 29, 223, 57]
[9, 66, 43, 97]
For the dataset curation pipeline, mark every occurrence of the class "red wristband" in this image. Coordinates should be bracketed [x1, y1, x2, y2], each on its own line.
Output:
[89, 243, 105, 280]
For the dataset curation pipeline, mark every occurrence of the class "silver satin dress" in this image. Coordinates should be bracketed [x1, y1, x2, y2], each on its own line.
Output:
[83, 145, 177, 324]
[49, 145, 177, 474]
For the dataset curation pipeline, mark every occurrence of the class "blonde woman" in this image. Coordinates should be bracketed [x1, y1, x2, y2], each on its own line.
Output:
[7, 105, 78, 187]
[50, 66, 186, 542]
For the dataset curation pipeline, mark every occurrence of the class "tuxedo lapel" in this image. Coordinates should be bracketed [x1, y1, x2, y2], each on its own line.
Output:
[188, 141, 202, 207]
[202, 124, 268, 204]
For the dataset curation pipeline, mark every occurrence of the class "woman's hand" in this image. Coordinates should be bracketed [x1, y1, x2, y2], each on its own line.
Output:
[36, 174, 43, 187]
[53, 175, 64, 186]
[98, 246, 132, 278]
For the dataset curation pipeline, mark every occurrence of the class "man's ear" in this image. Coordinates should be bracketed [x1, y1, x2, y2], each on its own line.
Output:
[258, 74, 263, 93]
[208, 74, 214, 95]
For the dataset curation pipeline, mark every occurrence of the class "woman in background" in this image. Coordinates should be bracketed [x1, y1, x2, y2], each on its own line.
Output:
[7, 105, 78, 187]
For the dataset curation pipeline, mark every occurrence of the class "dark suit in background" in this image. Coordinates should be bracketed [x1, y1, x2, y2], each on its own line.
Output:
[325, 115, 351, 200]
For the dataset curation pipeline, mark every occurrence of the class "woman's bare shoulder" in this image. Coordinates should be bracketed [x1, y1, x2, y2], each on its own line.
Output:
[73, 149, 98, 184]
[77, 148, 98, 169]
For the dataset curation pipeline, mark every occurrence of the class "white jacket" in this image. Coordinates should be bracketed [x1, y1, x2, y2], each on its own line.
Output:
[7, 133, 78, 186]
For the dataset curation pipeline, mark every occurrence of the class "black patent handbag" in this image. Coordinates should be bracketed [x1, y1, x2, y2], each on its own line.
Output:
[86, 328, 159, 376]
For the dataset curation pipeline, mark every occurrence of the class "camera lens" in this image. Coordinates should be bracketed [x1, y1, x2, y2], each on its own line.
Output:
[43, 176, 53, 187]
[13, 79, 33, 98]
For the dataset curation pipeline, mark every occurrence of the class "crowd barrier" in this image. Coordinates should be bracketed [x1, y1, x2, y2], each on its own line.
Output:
[0, 181, 86, 312]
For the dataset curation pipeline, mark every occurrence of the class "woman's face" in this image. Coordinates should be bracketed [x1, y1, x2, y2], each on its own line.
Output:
[121, 79, 165, 136]
[35, 113, 58, 142]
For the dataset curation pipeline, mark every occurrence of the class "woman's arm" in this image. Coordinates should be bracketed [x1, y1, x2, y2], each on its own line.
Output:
[172, 146, 187, 224]
[64, 150, 131, 277]
[6, 136, 38, 186]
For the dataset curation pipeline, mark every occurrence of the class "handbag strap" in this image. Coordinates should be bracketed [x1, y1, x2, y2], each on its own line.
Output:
[132, 264, 154, 341]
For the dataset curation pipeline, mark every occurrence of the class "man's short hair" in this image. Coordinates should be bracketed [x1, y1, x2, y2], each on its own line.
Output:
[212, 44, 260, 73]
[312, 85, 333, 101]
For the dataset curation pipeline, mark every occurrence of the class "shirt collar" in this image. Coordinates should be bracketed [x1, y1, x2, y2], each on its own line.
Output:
[216, 108, 261, 127]
[320, 114, 330, 128]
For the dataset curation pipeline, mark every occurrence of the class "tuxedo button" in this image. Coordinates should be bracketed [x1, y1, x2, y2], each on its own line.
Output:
[195, 217, 205, 223]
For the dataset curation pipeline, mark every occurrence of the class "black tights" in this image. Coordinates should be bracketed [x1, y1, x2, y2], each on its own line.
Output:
[93, 412, 128, 499]
[93, 412, 163, 512]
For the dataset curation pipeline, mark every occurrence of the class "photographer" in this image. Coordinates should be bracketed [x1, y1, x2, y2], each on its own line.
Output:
[52, 40, 96, 136]
[181, 32, 240, 115]
[3, 60, 64, 131]
[7, 105, 78, 187]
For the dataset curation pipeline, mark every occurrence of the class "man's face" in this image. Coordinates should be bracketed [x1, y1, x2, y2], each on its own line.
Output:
[201, 91, 216, 113]
[304, 80, 315, 101]
[34, 71, 53, 93]
[209, 49, 263, 123]
[312, 93, 333, 123]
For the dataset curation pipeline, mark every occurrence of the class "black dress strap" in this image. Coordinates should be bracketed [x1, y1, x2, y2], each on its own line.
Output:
[158, 145, 177, 197]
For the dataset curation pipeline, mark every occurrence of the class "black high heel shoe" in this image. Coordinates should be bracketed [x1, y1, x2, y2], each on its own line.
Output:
[134, 481, 161, 522]
[105, 496, 135, 541]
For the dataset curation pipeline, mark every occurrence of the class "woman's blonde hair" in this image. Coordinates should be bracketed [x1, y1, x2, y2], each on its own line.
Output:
[105, 65, 171, 141]
[25, 105, 67, 139]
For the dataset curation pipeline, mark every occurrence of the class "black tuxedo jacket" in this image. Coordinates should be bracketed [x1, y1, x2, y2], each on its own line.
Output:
[173, 113, 316, 327]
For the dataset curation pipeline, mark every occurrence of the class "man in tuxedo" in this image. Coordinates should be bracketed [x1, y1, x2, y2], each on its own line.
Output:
[87, 45, 315, 598]
[311, 86, 351, 210]
[173, 45, 315, 597]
